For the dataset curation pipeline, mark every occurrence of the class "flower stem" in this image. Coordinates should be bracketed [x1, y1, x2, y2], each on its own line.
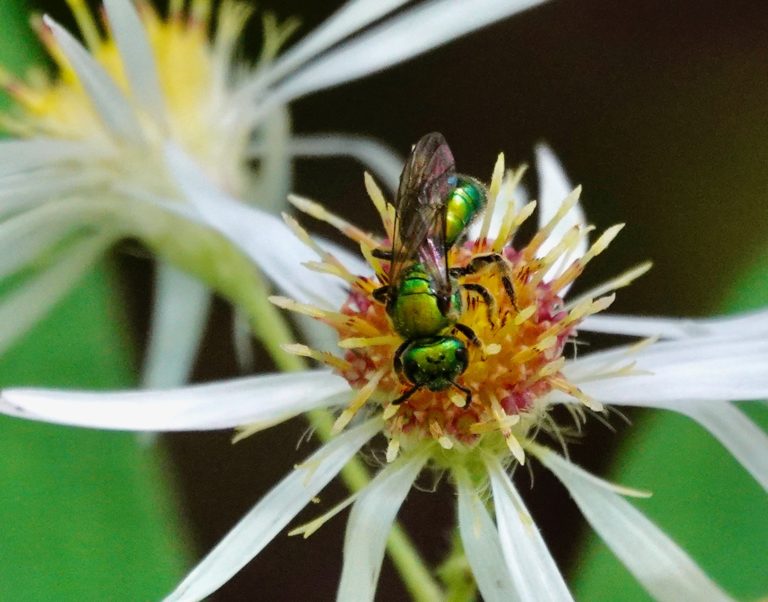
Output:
[245, 286, 443, 602]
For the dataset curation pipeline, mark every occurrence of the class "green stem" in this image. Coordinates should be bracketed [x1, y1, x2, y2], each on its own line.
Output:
[245, 286, 443, 602]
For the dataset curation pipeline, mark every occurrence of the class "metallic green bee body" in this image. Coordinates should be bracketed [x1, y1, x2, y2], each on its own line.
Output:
[374, 133, 487, 406]
[387, 263, 462, 339]
[445, 178, 486, 247]
[396, 336, 469, 393]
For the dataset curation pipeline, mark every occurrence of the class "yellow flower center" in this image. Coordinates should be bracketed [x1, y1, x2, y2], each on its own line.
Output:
[280, 154, 638, 463]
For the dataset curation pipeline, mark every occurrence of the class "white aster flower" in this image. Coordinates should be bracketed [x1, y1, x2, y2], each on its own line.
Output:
[0, 0, 546, 387]
[2, 143, 765, 601]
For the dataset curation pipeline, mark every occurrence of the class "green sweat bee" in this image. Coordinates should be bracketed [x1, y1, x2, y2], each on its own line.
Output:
[373, 132, 503, 407]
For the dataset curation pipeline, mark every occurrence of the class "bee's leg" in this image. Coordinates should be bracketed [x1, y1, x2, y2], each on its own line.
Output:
[461, 282, 496, 327]
[453, 323, 482, 348]
[371, 248, 393, 260]
[451, 253, 516, 309]
[372, 286, 389, 304]
[392, 385, 420, 406]
[451, 381, 473, 408]
[393, 340, 408, 380]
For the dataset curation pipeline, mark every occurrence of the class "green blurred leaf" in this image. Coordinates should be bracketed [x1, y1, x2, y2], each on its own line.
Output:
[571, 252, 768, 600]
[0, 1, 188, 598]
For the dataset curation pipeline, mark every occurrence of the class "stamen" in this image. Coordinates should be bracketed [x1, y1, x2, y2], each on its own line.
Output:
[289, 194, 380, 248]
[338, 335, 401, 349]
[333, 370, 386, 433]
[288, 493, 360, 538]
[65, 0, 102, 50]
[477, 152, 505, 244]
[493, 199, 537, 253]
[564, 261, 652, 311]
[523, 186, 582, 257]
[280, 343, 352, 372]
[364, 173, 394, 239]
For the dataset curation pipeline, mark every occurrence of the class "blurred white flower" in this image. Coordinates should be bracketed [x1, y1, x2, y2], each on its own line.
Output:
[0, 0, 546, 387]
[2, 145, 765, 601]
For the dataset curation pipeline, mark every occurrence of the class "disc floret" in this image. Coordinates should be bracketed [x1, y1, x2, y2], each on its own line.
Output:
[279, 155, 629, 463]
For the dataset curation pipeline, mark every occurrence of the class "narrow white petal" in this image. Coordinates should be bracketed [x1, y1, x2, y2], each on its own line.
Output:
[251, 0, 410, 90]
[534, 145, 587, 285]
[655, 401, 768, 492]
[485, 457, 573, 601]
[164, 144, 367, 308]
[43, 15, 143, 143]
[286, 133, 403, 193]
[141, 262, 212, 388]
[337, 450, 428, 601]
[0, 169, 107, 217]
[455, 470, 517, 602]
[0, 200, 105, 279]
[0, 234, 111, 355]
[562, 337, 768, 404]
[1, 370, 349, 431]
[536, 449, 733, 602]
[246, 106, 292, 213]
[164, 417, 382, 602]
[0, 139, 106, 176]
[103, 0, 166, 126]
[266, 0, 548, 107]
[581, 309, 768, 340]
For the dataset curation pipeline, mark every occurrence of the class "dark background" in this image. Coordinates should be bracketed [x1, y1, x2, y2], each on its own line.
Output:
[31, 1, 768, 599]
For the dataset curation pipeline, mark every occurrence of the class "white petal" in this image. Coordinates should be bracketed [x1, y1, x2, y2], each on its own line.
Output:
[246, 106, 292, 213]
[0, 139, 106, 176]
[164, 417, 381, 602]
[0, 169, 106, 217]
[485, 456, 573, 601]
[43, 15, 143, 144]
[286, 133, 403, 193]
[141, 262, 212, 388]
[164, 144, 367, 308]
[337, 449, 428, 602]
[251, 0, 410, 90]
[536, 449, 733, 602]
[0, 200, 105, 279]
[656, 401, 768, 492]
[581, 309, 768, 340]
[1, 370, 349, 431]
[265, 0, 548, 107]
[562, 337, 768, 404]
[534, 144, 587, 285]
[103, 0, 166, 126]
[0, 234, 111, 355]
[455, 470, 517, 602]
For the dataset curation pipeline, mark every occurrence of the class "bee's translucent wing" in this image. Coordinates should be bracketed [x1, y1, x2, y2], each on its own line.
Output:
[389, 132, 455, 299]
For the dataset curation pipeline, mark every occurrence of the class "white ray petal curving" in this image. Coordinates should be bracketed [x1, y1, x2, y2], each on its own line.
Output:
[534, 144, 587, 286]
[485, 456, 573, 601]
[141, 262, 212, 388]
[456, 470, 517, 602]
[0, 138, 106, 176]
[561, 337, 768, 404]
[581, 309, 768, 339]
[285, 133, 403, 193]
[0, 200, 107, 280]
[0, 234, 112, 355]
[103, 0, 166, 126]
[164, 417, 382, 602]
[164, 143, 367, 308]
[264, 0, 548, 108]
[1, 370, 350, 431]
[536, 449, 733, 602]
[42, 15, 143, 143]
[337, 449, 428, 601]
[249, 0, 410, 91]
